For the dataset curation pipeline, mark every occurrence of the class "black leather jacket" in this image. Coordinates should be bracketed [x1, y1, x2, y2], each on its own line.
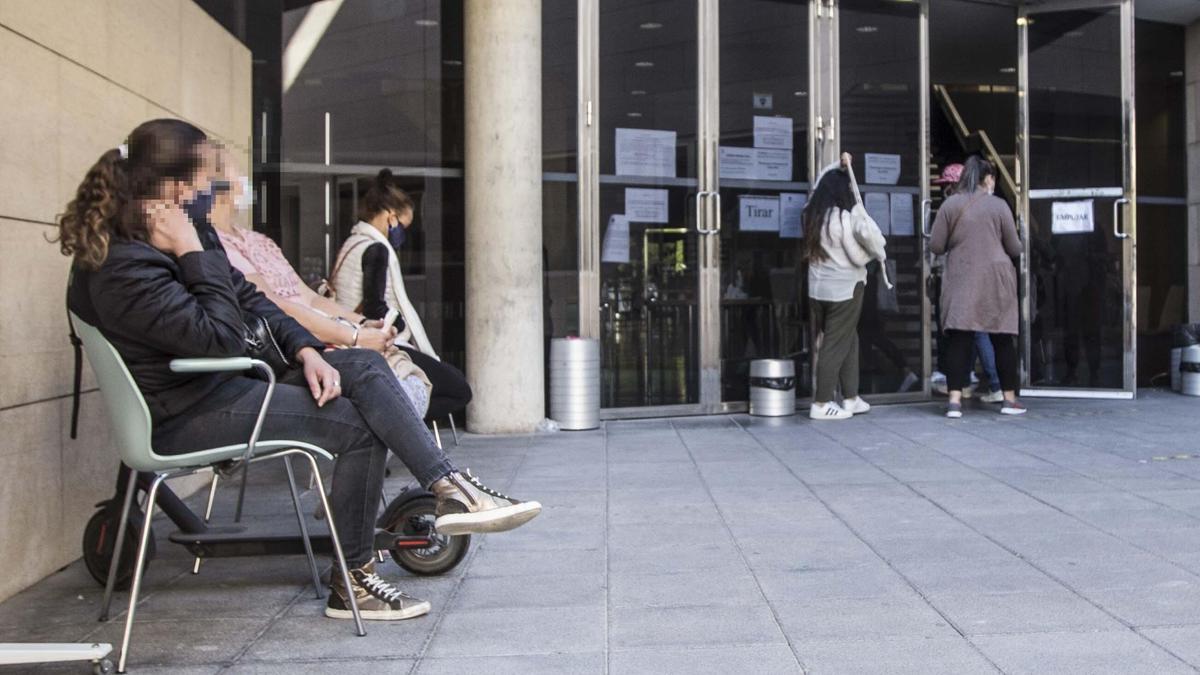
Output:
[68, 238, 323, 424]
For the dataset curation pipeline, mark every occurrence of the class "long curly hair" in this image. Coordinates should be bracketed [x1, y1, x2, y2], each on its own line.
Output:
[358, 168, 415, 222]
[56, 119, 208, 269]
[801, 167, 857, 263]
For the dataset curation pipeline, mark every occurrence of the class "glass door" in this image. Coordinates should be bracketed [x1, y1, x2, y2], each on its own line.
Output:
[1018, 0, 1135, 398]
[835, 0, 930, 402]
[597, 0, 703, 412]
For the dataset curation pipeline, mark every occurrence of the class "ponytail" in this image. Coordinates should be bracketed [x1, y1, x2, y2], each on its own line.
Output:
[54, 118, 208, 269]
[55, 148, 132, 270]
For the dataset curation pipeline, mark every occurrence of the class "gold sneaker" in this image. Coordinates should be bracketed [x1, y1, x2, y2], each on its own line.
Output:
[430, 470, 542, 536]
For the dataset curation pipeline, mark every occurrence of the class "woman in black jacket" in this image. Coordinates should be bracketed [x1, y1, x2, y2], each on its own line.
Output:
[59, 119, 539, 621]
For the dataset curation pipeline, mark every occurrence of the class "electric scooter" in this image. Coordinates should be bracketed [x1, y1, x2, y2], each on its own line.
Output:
[81, 461, 469, 598]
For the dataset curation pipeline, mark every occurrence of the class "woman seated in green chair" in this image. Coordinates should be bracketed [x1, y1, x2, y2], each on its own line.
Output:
[58, 119, 540, 622]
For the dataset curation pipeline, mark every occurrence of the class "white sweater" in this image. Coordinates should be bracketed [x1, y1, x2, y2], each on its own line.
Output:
[331, 222, 438, 359]
[808, 204, 886, 302]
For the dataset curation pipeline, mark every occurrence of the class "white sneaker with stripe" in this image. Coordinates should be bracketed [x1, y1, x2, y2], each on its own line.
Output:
[810, 402, 852, 421]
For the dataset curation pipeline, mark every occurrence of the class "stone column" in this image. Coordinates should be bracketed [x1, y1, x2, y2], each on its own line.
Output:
[463, 0, 544, 433]
[1188, 20, 1200, 321]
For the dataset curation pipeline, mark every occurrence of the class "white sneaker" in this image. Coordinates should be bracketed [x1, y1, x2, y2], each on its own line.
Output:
[810, 402, 852, 420]
[897, 372, 920, 393]
[931, 372, 948, 396]
[980, 390, 1004, 404]
[843, 397, 871, 415]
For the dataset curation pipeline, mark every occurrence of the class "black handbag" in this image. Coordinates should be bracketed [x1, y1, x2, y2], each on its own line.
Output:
[243, 313, 292, 378]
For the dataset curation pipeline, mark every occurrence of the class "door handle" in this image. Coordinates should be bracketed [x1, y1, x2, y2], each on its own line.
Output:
[694, 190, 717, 235]
[920, 198, 932, 238]
[710, 191, 722, 234]
[1113, 197, 1130, 240]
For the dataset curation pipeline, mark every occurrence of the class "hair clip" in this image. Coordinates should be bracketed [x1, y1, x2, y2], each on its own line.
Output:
[117, 143, 128, 160]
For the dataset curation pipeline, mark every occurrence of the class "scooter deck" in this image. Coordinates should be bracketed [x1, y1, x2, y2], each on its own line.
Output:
[169, 527, 434, 559]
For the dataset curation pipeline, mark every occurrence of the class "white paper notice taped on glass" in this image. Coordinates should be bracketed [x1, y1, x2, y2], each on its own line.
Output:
[863, 153, 901, 185]
[889, 192, 915, 236]
[719, 146, 756, 180]
[739, 195, 780, 232]
[615, 128, 677, 178]
[1051, 199, 1094, 234]
[601, 215, 631, 264]
[625, 188, 669, 223]
[780, 193, 807, 239]
[863, 193, 891, 235]
[753, 116, 793, 150]
[755, 148, 792, 182]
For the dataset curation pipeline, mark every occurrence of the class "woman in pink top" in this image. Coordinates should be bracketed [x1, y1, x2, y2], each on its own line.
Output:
[208, 154, 430, 414]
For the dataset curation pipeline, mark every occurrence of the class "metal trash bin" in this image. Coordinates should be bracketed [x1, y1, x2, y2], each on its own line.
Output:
[1183, 345, 1200, 397]
[1171, 347, 1183, 392]
[549, 337, 600, 430]
[749, 359, 796, 417]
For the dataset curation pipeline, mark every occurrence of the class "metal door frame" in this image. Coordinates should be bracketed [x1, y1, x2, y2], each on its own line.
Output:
[1016, 0, 1136, 399]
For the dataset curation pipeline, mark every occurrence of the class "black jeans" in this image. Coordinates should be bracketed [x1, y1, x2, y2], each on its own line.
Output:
[944, 330, 1018, 393]
[153, 349, 456, 567]
[398, 346, 473, 421]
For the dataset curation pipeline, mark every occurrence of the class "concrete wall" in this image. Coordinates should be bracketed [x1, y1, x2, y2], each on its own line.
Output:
[0, 0, 252, 602]
[1189, 21, 1200, 322]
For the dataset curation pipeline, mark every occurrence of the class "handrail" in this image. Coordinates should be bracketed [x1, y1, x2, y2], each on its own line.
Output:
[932, 84, 1018, 206]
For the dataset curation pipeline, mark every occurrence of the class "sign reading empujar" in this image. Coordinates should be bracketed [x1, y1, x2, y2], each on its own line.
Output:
[1051, 200, 1094, 235]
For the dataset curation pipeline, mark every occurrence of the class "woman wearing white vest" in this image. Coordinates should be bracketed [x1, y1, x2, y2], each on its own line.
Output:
[331, 170, 472, 421]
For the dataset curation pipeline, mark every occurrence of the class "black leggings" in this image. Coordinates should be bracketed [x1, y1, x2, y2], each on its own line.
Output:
[944, 330, 1018, 393]
[398, 346, 473, 421]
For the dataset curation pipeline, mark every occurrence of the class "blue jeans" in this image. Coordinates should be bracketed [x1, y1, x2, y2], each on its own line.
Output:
[973, 331, 1001, 392]
[152, 348, 456, 566]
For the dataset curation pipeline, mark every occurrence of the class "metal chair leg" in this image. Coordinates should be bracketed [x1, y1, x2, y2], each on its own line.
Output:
[100, 468, 138, 623]
[432, 421, 443, 450]
[297, 451, 365, 637]
[117, 474, 165, 673]
[233, 462, 250, 523]
[447, 413, 459, 446]
[192, 472, 220, 575]
[284, 455, 324, 599]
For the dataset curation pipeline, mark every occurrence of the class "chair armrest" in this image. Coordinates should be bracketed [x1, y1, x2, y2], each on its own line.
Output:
[170, 357, 255, 373]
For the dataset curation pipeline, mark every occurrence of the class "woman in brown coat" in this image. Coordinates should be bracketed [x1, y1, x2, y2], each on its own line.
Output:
[930, 156, 1027, 418]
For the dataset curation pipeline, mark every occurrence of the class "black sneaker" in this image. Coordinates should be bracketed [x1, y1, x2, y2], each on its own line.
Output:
[326, 560, 431, 620]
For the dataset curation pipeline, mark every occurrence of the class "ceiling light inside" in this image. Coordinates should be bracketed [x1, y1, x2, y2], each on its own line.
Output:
[627, 112, 643, 118]
[631, 89, 647, 96]
[415, 19, 439, 27]
[640, 22, 663, 30]
[1000, 67, 1016, 74]
[856, 25, 878, 33]
[635, 61, 655, 68]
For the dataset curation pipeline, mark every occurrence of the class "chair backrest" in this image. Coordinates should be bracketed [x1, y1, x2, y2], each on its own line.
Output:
[69, 312, 159, 472]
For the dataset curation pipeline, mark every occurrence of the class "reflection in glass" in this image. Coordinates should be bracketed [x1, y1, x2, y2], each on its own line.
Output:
[839, 0, 923, 396]
[599, 0, 699, 407]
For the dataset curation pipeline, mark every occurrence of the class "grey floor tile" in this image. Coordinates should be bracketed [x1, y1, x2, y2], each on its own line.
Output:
[926, 590, 1122, 636]
[794, 636, 999, 675]
[424, 606, 604, 658]
[609, 604, 786, 649]
[224, 661, 414, 674]
[465, 546, 605, 578]
[242, 615, 435, 661]
[87, 617, 265, 669]
[897, 559, 1061, 596]
[609, 644, 801, 675]
[972, 630, 1194, 675]
[1138, 625, 1200, 668]
[773, 594, 959, 642]
[610, 570, 763, 608]
[416, 652, 605, 675]
[448, 573, 604, 611]
[1087, 582, 1200, 627]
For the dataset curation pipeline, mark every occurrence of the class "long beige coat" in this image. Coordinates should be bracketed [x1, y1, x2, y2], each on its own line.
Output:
[930, 190, 1022, 335]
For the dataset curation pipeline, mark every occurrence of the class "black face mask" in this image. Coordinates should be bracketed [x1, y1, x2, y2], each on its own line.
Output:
[183, 188, 221, 250]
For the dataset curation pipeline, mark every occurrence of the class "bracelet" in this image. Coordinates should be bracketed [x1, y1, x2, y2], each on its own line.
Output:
[350, 324, 360, 347]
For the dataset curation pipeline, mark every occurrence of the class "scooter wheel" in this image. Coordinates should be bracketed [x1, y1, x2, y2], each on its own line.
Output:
[82, 505, 155, 590]
[382, 496, 469, 576]
[94, 658, 116, 675]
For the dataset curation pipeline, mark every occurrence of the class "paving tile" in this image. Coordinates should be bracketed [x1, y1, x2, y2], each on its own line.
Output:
[773, 594, 959, 641]
[926, 589, 1122, 635]
[417, 653, 605, 674]
[242, 615, 434, 661]
[609, 604, 786, 649]
[424, 606, 604, 658]
[609, 644, 801, 674]
[1138, 625, 1200, 669]
[610, 570, 763, 608]
[1087, 582, 1200, 627]
[972, 630, 1194, 675]
[794, 636, 999, 675]
[449, 573, 604, 611]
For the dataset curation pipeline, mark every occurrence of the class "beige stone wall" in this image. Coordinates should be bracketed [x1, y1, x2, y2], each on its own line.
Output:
[0, 1, 252, 602]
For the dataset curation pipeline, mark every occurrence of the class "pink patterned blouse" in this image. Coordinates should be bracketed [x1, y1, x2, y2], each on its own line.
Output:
[216, 227, 305, 300]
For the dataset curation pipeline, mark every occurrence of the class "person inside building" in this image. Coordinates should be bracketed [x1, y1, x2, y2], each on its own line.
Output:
[929, 155, 1026, 418]
[330, 169, 472, 423]
[59, 119, 540, 622]
[804, 152, 888, 420]
[205, 151, 432, 416]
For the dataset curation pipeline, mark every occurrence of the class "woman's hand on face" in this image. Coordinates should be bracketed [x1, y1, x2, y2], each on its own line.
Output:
[840, 152, 853, 168]
[356, 325, 399, 353]
[296, 347, 341, 406]
[145, 200, 203, 257]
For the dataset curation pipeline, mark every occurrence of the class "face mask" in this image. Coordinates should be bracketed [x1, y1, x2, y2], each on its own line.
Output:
[234, 175, 253, 213]
[184, 187, 214, 227]
[388, 220, 407, 249]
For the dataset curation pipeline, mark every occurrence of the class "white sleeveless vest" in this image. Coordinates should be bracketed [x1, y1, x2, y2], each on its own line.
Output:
[331, 222, 438, 359]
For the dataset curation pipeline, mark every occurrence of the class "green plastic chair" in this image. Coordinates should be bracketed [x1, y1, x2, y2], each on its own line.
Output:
[69, 313, 365, 673]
